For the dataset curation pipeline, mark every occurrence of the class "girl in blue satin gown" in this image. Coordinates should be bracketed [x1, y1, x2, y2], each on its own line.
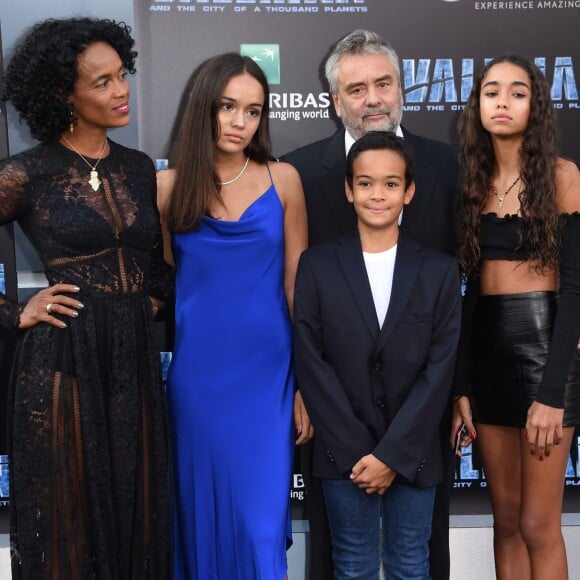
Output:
[157, 53, 312, 580]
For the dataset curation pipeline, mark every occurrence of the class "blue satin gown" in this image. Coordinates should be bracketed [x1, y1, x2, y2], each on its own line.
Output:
[168, 180, 294, 579]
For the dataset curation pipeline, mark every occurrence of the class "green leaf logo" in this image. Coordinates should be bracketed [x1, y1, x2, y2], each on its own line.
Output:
[240, 44, 280, 85]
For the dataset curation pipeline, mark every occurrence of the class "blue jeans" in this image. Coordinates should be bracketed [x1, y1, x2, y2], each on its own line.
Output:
[322, 478, 435, 580]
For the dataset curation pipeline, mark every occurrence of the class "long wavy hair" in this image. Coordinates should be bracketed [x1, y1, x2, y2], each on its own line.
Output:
[166, 53, 273, 232]
[456, 54, 560, 275]
[3, 18, 136, 143]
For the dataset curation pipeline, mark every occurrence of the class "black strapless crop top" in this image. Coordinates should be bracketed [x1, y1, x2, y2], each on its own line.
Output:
[479, 213, 527, 260]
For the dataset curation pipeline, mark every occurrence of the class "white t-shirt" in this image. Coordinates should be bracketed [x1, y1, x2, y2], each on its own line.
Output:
[362, 245, 397, 328]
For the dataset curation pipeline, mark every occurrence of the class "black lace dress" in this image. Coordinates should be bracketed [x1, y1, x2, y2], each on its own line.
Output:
[0, 140, 173, 579]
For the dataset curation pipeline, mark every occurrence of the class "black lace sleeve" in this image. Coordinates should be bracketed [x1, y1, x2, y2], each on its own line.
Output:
[536, 213, 580, 408]
[0, 155, 31, 329]
[452, 273, 479, 398]
[145, 162, 174, 303]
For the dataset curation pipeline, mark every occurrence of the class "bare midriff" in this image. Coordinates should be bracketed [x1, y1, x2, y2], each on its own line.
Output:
[479, 259, 558, 295]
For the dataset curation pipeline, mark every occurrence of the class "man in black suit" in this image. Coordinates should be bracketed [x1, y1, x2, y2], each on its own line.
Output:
[282, 29, 458, 580]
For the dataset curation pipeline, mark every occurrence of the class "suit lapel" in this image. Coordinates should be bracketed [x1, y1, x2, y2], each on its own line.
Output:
[376, 235, 422, 350]
[336, 235, 380, 339]
[321, 131, 357, 235]
[401, 129, 437, 234]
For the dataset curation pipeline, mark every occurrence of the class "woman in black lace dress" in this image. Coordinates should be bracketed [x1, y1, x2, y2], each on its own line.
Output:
[0, 18, 172, 579]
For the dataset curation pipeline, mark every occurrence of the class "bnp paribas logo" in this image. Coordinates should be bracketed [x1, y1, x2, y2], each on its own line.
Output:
[240, 44, 280, 85]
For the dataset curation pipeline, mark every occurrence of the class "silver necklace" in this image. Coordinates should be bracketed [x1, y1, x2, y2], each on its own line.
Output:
[219, 157, 250, 186]
[62, 136, 108, 191]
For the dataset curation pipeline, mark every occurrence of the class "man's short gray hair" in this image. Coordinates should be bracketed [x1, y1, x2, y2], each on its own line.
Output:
[324, 29, 401, 94]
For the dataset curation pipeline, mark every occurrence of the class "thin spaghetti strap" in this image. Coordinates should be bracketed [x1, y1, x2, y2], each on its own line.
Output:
[265, 161, 274, 186]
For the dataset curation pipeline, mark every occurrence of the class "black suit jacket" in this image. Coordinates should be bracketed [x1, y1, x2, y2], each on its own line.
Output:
[282, 128, 458, 254]
[293, 233, 461, 487]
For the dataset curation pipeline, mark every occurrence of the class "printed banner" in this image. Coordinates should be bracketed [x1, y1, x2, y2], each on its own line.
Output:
[134, 0, 580, 515]
[136, 0, 579, 160]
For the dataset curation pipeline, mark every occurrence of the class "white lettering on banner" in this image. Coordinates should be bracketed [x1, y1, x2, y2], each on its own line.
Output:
[293, 474, 305, 489]
[474, 0, 580, 7]
[269, 110, 330, 122]
[453, 482, 473, 488]
[302, 110, 330, 119]
[537, 0, 580, 5]
[264, 6, 319, 12]
[290, 474, 305, 500]
[270, 110, 301, 121]
[268, 92, 332, 123]
[323, 6, 368, 12]
[149, 0, 369, 14]
[269, 92, 331, 109]
[147, 0, 580, 16]
[475, 1, 535, 8]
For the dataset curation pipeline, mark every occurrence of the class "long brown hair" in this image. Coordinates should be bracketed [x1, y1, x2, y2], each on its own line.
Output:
[166, 53, 273, 232]
[456, 54, 560, 275]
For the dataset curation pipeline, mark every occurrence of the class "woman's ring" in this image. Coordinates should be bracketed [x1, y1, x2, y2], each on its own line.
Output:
[46, 303, 53, 314]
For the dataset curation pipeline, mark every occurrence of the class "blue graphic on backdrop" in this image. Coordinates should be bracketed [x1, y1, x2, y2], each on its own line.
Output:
[0, 455, 9, 506]
[160, 351, 172, 390]
[455, 438, 580, 489]
[403, 56, 578, 108]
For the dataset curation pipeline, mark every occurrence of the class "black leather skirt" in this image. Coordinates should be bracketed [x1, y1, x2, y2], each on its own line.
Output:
[471, 291, 580, 427]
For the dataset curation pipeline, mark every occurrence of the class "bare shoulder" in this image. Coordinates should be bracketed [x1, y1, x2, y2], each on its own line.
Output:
[156, 169, 176, 215]
[268, 161, 303, 202]
[555, 157, 580, 213]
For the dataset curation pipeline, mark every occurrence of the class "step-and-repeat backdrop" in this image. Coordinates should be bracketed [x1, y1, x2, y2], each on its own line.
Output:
[1, 0, 579, 513]
[134, 0, 580, 514]
[136, 0, 580, 159]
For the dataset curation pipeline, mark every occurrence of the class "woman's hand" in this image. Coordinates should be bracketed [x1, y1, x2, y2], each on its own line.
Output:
[18, 284, 83, 330]
[526, 401, 564, 460]
[149, 296, 164, 318]
[450, 395, 477, 456]
[294, 390, 314, 445]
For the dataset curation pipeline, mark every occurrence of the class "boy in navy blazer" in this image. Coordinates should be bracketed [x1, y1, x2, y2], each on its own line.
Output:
[293, 132, 461, 580]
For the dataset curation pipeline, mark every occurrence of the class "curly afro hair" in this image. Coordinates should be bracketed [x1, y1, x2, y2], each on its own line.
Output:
[3, 17, 137, 143]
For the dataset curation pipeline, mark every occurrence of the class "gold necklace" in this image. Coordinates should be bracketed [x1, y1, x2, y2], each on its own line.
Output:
[62, 136, 108, 191]
[218, 157, 250, 186]
[489, 175, 521, 209]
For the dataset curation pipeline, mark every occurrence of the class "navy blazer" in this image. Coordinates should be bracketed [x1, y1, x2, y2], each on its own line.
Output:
[293, 233, 461, 488]
[282, 128, 459, 255]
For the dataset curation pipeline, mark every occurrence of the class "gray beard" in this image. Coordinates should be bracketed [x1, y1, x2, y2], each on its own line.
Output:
[344, 111, 403, 140]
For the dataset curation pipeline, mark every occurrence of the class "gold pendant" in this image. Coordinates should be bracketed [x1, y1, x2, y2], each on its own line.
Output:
[89, 170, 101, 191]
[497, 196, 504, 209]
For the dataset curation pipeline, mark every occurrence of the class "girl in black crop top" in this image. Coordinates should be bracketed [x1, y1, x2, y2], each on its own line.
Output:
[453, 54, 580, 580]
